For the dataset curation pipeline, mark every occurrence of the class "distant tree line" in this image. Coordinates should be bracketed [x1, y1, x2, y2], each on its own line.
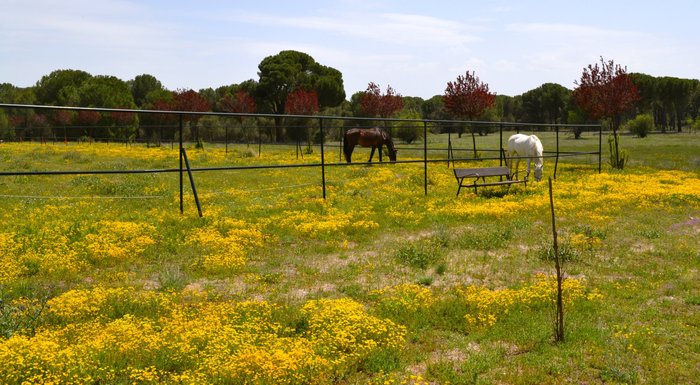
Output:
[1, 50, 698, 143]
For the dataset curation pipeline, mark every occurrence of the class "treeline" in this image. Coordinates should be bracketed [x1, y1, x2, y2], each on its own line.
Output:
[1, 50, 698, 143]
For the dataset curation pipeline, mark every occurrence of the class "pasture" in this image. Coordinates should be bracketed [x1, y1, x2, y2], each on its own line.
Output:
[0, 132, 698, 384]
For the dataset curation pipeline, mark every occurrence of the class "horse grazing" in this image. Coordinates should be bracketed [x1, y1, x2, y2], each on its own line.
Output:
[506, 134, 544, 181]
[343, 127, 397, 163]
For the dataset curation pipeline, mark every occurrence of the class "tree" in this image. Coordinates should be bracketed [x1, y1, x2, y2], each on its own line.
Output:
[657, 77, 696, 131]
[219, 90, 258, 145]
[141, 89, 176, 144]
[521, 83, 571, 124]
[76, 110, 102, 140]
[172, 89, 211, 143]
[444, 70, 496, 142]
[256, 50, 345, 141]
[172, 89, 210, 116]
[79, 75, 135, 109]
[359, 82, 404, 118]
[1, 84, 37, 139]
[496, 94, 521, 123]
[443, 70, 496, 121]
[221, 91, 257, 116]
[285, 89, 320, 116]
[285, 89, 320, 149]
[573, 57, 639, 169]
[35, 69, 91, 105]
[129, 74, 164, 108]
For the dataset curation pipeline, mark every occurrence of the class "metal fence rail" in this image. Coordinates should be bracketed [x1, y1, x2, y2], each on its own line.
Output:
[0, 103, 602, 216]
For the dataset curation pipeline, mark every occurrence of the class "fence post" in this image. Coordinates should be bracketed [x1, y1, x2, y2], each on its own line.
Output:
[424, 121, 428, 196]
[598, 124, 602, 173]
[179, 114, 184, 214]
[181, 148, 203, 218]
[320, 118, 327, 200]
[499, 123, 504, 167]
[554, 126, 560, 179]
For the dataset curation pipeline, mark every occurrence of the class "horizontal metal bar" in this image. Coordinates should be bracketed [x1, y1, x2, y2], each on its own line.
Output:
[0, 103, 603, 128]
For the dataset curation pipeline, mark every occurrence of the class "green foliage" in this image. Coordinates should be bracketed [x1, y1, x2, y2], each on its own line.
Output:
[395, 110, 422, 144]
[0, 289, 49, 338]
[257, 50, 345, 115]
[521, 82, 571, 124]
[536, 241, 581, 263]
[625, 113, 654, 137]
[608, 134, 629, 169]
[692, 118, 700, 134]
[395, 239, 444, 270]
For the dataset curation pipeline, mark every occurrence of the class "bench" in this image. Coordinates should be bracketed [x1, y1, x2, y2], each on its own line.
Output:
[453, 166, 526, 196]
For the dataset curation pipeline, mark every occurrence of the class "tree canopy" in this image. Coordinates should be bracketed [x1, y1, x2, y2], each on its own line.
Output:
[443, 71, 496, 120]
[573, 57, 639, 130]
[256, 50, 345, 115]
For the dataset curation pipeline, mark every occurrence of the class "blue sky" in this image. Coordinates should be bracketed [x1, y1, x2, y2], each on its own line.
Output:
[1, 0, 697, 98]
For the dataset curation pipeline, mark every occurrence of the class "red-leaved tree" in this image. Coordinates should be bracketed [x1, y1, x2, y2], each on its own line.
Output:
[52, 110, 74, 127]
[285, 89, 320, 148]
[52, 109, 74, 142]
[220, 91, 257, 119]
[444, 70, 496, 153]
[285, 89, 319, 115]
[573, 57, 639, 168]
[443, 70, 496, 121]
[77, 110, 101, 140]
[173, 89, 210, 121]
[359, 82, 404, 118]
[220, 91, 257, 145]
[172, 89, 210, 143]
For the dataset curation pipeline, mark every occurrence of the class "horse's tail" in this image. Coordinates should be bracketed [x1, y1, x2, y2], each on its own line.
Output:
[343, 133, 351, 162]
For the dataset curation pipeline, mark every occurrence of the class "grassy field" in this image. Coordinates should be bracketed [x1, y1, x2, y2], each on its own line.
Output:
[0, 132, 698, 384]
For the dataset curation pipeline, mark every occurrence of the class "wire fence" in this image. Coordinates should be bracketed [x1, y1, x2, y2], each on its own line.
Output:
[0, 103, 602, 216]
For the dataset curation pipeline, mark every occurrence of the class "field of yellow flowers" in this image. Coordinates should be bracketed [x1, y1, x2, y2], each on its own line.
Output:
[0, 132, 698, 384]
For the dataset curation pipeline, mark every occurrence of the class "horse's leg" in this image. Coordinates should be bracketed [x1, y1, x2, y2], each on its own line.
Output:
[345, 144, 353, 163]
[526, 158, 531, 180]
[378, 144, 383, 162]
[505, 152, 512, 180]
[368, 146, 375, 162]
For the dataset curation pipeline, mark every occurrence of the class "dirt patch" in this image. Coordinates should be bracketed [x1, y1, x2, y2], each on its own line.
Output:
[669, 216, 700, 234]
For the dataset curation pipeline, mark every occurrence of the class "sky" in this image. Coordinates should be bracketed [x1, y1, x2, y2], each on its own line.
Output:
[1, 0, 698, 99]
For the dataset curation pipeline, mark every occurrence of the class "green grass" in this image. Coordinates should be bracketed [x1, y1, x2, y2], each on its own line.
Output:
[0, 132, 698, 384]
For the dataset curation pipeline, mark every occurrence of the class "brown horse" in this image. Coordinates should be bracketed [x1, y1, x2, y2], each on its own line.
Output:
[343, 127, 397, 163]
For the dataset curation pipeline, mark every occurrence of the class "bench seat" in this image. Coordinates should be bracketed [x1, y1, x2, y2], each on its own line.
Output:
[453, 166, 526, 196]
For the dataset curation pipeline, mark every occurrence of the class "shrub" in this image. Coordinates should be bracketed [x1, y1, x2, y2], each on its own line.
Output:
[625, 113, 654, 138]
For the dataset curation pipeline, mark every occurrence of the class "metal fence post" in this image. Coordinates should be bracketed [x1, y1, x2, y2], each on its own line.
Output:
[554, 126, 560, 179]
[598, 124, 603, 173]
[179, 114, 184, 214]
[320, 118, 327, 200]
[424, 121, 428, 196]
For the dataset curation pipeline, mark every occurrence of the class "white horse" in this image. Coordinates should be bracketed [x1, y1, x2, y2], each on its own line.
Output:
[506, 134, 544, 181]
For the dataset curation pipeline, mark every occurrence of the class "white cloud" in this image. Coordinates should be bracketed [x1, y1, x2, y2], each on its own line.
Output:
[219, 10, 480, 47]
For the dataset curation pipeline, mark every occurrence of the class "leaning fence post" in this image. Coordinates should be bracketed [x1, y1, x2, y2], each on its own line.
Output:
[181, 147, 203, 218]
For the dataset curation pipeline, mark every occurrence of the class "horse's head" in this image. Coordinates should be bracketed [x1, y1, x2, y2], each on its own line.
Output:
[388, 147, 397, 162]
[534, 163, 543, 181]
[381, 130, 397, 162]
